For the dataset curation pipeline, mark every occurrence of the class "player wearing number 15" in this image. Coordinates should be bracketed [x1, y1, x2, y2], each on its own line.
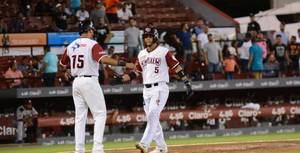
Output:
[122, 26, 193, 153]
[60, 20, 134, 153]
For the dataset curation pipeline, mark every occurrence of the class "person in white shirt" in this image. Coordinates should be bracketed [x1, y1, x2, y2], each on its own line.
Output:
[197, 25, 209, 52]
[76, 5, 90, 22]
[117, 4, 133, 24]
[238, 33, 252, 72]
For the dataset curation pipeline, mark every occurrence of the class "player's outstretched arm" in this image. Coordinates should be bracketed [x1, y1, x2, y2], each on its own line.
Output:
[121, 71, 140, 82]
[99, 56, 135, 69]
[174, 65, 193, 98]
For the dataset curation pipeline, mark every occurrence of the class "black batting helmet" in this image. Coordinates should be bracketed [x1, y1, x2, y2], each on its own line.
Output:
[79, 20, 95, 35]
[142, 26, 159, 41]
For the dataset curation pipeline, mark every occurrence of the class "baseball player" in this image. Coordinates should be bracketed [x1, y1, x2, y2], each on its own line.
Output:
[60, 20, 134, 153]
[122, 26, 193, 153]
[16, 99, 38, 143]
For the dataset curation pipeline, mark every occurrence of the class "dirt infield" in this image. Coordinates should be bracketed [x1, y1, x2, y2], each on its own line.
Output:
[105, 140, 300, 153]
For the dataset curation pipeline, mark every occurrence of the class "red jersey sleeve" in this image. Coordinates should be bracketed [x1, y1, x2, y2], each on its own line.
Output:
[135, 59, 142, 72]
[60, 48, 70, 67]
[92, 44, 107, 62]
[166, 51, 179, 70]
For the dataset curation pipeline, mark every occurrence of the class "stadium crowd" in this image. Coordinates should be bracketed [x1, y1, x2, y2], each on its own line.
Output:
[0, 0, 300, 89]
[1, 0, 300, 144]
[0, 0, 299, 89]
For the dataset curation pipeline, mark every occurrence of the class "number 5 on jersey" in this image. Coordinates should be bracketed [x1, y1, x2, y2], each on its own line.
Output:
[155, 66, 159, 73]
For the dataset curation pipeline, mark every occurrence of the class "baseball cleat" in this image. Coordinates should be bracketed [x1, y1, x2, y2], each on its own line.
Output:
[149, 148, 168, 153]
[135, 142, 148, 153]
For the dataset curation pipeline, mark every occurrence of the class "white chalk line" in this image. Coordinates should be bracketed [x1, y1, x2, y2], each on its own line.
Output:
[56, 138, 300, 153]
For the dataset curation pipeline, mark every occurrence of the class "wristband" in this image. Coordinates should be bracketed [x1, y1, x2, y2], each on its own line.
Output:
[177, 70, 186, 79]
[184, 80, 190, 85]
[117, 60, 126, 66]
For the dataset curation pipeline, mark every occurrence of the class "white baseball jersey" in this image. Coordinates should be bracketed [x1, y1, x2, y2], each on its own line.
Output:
[60, 38, 107, 76]
[136, 45, 179, 84]
[60, 37, 108, 153]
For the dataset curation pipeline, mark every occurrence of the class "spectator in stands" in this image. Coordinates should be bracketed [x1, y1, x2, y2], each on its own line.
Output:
[66, 14, 79, 31]
[96, 19, 112, 50]
[90, 2, 107, 28]
[238, 33, 252, 72]
[29, 56, 42, 74]
[223, 53, 240, 80]
[0, 18, 8, 33]
[1, 31, 9, 54]
[163, 31, 184, 61]
[124, 0, 136, 15]
[192, 18, 205, 36]
[124, 17, 141, 61]
[287, 36, 300, 74]
[107, 46, 115, 56]
[42, 46, 58, 87]
[70, 0, 81, 14]
[185, 53, 203, 81]
[256, 31, 268, 60]
[35, 0, 53, 16]
[19, 0, 31, 17]
[61, 2, 72, 16]
[203, 33, 223, 73]
[247, 13, 261, 37]
[53, 3, 68, 31]
[107, 54, 125, 85]
[105, 0, 120, 23]
[16, 99, 38, 143]
[76, 5, 90, 23]
[177, 23, 193, 61]
[17, 56, 30, 73]
[273, 23, 289, 45]
[263, 54, 279, 78]
[117, 3, 133, 24]
[235, 25, 245, 41]
[248, 37, 264, 79]
[197, 25, 209, 52]
[9, 13, 25, 33]
[271, 34, 288, 74]
[4, 62, 24, 88]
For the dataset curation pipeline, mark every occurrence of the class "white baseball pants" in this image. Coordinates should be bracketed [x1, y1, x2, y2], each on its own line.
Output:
[140, 82, 169, 150]
[73, 77, 106, 153]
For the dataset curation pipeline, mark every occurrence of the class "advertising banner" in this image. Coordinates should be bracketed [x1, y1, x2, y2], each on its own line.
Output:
[36, 105, 300, 127]
[0, 117, 16, 140]
[47, 32, 79, 45]
[16, 77, 300, 98]
[0, 33, 47, 46]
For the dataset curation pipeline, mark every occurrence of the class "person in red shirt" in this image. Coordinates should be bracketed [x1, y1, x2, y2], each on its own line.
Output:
[105, 0, 119, 23]
[4, 62, 24, 88]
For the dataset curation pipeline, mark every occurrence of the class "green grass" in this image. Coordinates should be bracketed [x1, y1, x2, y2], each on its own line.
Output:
[1, 132, 300, 153]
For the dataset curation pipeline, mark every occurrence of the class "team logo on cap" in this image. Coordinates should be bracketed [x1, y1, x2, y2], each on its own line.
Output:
[145, 27, 151, 32]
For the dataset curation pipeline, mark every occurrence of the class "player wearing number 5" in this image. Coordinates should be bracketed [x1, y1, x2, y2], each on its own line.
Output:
[60, 20, 134, 153]
[122, 26, 193, 153]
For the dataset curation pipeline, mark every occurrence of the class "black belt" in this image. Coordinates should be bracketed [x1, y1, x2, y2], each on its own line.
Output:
[74, 75, 94, 78]
[144, 83, 158, 88]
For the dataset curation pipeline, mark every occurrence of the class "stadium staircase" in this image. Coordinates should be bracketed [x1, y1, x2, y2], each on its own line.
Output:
[111, 0, 200, 30]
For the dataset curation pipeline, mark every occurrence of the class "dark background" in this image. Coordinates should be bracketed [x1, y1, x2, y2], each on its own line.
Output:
[207, 0, 272, 17]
